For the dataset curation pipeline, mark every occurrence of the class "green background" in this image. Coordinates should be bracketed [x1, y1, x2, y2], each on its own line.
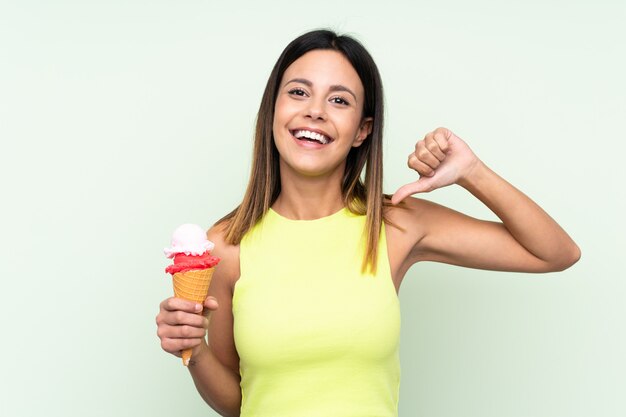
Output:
[1, 1, 624, 416]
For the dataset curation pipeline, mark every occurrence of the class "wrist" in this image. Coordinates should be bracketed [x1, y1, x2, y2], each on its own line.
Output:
[457, 159, 489, 191]
[189, 340, 210, 366]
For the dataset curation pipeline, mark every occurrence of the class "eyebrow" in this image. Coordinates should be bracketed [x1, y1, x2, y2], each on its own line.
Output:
[285, 78, 358, 103]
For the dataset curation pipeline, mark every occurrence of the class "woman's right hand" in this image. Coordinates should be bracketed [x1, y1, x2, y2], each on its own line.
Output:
[156, 296, 219, 358]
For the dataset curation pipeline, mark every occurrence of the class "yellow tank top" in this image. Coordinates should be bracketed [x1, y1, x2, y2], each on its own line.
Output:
[233, 207, 401, 417]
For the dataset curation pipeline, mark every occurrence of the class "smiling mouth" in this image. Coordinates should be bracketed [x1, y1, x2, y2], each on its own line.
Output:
[290, 129, 333, 145]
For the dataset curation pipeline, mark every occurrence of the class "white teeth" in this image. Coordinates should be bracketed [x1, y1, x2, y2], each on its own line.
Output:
[293, 129, 329, 144]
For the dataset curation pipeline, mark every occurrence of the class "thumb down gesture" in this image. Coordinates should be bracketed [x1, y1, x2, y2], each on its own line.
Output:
[391, 127, 481, 205]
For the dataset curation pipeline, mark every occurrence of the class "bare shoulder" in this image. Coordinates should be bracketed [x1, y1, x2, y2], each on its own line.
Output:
[383, 197, 430, 284]
[384, 196, 443, 237]
[386, 196, 459, 229]
[384, 196, 457, 284]
[386, 196, 428, 222]
[207, 221, 240, 293]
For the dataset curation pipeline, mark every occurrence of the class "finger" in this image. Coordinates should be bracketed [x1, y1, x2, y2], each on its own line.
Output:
[391, 178, 435, 204]
[414, 141, 442, 170]
[203, 296, 219, 311]
[160, 337, 184, 355]
[408, 153, 436, 177]
[172, 324, 207, 339]
[158, 322, 207, 341]
[161, 297, 203, 314]
[161, 310, 209, 328]
[425, 135, 447, 161]
[431, 130, 450, 155]
[160, 336, 204, 355]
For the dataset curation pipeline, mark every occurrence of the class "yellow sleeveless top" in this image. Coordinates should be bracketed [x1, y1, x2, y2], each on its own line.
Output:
[233, 207, 401, 417]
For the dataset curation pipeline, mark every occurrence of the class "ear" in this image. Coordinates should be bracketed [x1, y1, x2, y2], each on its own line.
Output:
[352, 117, 373, 148]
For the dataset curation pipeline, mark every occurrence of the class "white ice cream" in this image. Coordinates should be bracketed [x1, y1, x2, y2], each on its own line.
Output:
[164, 223, 214, 258]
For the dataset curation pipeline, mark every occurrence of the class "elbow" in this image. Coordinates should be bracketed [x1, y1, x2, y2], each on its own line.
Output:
[547, 243, 581, 272]
[563, 242, 582, 270]
[207, 398, 241, 417]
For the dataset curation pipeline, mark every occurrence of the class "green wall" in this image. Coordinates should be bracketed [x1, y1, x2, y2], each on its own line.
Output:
[1, 1, 624, 416]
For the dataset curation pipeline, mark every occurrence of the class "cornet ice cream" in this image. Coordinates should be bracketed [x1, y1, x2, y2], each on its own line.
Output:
[164, 223, 220, 366]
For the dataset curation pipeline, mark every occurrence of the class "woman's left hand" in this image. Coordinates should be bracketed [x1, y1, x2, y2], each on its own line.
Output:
[391, 127, 481, 204]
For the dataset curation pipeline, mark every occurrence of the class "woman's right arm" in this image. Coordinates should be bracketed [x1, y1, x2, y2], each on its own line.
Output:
[156, 224, 242, 417]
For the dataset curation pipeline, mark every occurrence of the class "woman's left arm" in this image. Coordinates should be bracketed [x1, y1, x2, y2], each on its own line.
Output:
[392, 127, 581, 273]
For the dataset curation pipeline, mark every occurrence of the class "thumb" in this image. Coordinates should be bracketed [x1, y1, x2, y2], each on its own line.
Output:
[391, 177, 434, 205]
[204, 296, 219, 311]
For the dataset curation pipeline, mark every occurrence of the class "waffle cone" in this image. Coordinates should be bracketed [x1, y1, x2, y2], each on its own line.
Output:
[172, 267, 215, 366]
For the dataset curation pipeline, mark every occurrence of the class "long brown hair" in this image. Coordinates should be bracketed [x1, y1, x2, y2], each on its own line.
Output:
[218, 29, 387, 273]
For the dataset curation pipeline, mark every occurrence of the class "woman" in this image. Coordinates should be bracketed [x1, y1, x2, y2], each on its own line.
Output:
[156, 29, 580, 417]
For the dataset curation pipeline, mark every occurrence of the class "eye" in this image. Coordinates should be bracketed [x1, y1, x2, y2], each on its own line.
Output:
[288, 88, 307, 97]
[330, 96, 350, 106]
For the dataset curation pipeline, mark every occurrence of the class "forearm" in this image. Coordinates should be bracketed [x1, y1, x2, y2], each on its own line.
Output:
[187, 342, 242, 417]
[459, 161, 580, 270]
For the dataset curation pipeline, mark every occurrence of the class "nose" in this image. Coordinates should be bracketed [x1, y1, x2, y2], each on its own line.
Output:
[305, 97, 327, 121]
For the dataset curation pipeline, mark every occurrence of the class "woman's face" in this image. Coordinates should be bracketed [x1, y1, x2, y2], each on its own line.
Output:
[273, 49, 372, 180]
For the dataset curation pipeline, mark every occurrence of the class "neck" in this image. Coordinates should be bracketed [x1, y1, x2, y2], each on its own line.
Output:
[273, 163, 346, 220]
